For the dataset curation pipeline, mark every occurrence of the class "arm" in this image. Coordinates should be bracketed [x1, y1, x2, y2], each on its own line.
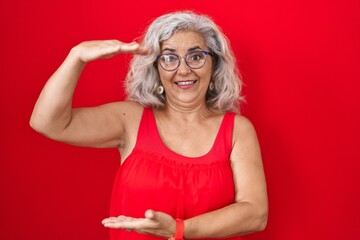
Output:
[102, 115, 268, 238]
[30, 40, 148, 148]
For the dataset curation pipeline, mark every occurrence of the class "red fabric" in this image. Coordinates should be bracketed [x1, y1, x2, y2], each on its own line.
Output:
[109, 107, 240, 240]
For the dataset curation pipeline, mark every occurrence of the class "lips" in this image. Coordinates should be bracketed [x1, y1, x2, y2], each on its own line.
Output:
[175, 80, 197, 87]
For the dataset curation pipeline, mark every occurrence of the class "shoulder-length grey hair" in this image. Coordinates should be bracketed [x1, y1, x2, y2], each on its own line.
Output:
[126, 11, 243, 113]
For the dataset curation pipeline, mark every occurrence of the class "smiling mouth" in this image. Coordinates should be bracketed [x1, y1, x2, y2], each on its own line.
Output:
[175, 80, 197, 87]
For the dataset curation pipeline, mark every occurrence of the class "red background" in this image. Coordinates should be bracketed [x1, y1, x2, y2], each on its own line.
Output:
[1, 0, 359, 239]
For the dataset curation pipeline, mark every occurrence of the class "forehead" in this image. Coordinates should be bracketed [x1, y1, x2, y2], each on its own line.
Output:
[161, 30, 207, 52]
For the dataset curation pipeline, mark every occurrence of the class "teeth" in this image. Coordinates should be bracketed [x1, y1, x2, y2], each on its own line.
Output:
[176, 81, 195, 86]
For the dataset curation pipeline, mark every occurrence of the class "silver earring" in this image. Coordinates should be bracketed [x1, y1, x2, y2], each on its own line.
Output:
[209, 81, 215, 91]
[157, 85, 164, 95]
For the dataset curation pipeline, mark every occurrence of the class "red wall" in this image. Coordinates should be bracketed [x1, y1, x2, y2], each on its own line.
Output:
[1, 0, 359, 239]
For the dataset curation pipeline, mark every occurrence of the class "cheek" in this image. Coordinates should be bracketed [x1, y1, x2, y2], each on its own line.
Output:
[203, 62, 213, 80]
[201, 67, 213, 82]
[157, 67, 165, 81]
[158, 69, 174, 83]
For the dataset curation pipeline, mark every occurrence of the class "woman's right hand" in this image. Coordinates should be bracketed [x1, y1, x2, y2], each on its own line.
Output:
[70, 40, 149, 63]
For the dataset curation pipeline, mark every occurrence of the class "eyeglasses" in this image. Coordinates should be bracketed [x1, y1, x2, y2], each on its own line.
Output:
[156, 50, 213, 71]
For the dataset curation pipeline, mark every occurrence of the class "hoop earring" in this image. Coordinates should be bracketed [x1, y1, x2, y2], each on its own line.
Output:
[157, 85, 164, 95]
[209, 81, 215, 91]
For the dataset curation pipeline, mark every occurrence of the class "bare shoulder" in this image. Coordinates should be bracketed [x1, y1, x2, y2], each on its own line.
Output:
[114, 101, 144, 157]
[109, 100, 144, 115]
[107, 100, 144, 126]
[98, 100, 144, 149]
[233, 114, 258, 142]
[231, 114, 261, 163]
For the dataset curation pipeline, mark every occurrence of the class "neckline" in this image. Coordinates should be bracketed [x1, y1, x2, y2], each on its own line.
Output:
[150, 109, 229, 161]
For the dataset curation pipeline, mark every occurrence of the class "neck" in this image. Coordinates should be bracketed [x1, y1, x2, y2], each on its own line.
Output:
[159, 100, 215, 122]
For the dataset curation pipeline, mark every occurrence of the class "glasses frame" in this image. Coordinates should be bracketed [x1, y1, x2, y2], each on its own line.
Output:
[156, 50, 213, 72]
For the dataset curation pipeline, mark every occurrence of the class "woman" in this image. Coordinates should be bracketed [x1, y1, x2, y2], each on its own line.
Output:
[30, 11, 268, 240]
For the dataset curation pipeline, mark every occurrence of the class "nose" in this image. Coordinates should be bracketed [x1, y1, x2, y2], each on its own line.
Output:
[177, 57, 191, 75]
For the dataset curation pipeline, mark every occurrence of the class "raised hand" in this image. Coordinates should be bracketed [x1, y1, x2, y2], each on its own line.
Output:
[70, 40, 149, 63]
[102, 210, 176, 238]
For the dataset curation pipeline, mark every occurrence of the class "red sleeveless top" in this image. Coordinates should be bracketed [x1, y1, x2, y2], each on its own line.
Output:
[110, 108, 240, 240]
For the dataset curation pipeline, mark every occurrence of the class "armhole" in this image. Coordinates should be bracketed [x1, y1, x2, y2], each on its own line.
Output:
[227, 112, 236, 151]
[212, 112, 236, 160]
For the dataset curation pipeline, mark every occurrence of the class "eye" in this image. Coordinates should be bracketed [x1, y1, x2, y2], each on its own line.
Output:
[163, 54, 178, 63]
[188, 52, 204, 62]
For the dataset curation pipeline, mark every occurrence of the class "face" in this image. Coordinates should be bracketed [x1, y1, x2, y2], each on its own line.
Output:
[157, 30, 213, 108]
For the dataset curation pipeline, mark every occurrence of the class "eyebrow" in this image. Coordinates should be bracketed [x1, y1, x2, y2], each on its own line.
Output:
[188, 46, 202, 51]
[162, 48, 176, 53]
[162, 46, 203, 53]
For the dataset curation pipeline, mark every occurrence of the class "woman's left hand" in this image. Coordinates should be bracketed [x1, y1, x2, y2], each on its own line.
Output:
[102, 210, 176, 238]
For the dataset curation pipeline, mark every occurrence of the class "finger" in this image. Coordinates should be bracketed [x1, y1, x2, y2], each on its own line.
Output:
[102, 217, 131, 229]
[102, 216, 148, 230]
[145, 209, 156, 220]
[102, 216, 126, 224]
[135, 45, 150, 55]
[145, 210, 168, 223]
[118, 42, 149, 55]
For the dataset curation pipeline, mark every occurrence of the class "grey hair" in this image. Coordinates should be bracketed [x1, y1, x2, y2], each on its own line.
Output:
[126, 11, 243, 113]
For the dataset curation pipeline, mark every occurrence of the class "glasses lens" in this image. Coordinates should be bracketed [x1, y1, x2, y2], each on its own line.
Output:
[186, 51, 206, 69]
[158, 54, 179, 71]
